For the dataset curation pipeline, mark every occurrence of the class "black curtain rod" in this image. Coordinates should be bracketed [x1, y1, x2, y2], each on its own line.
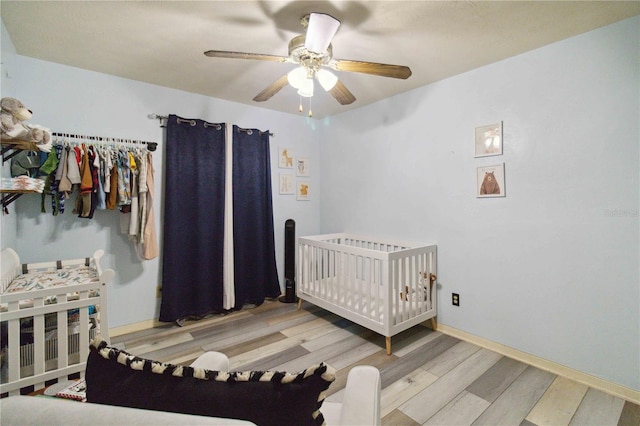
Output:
[148, 114, 274, 137]
[51, 132, 158, 151]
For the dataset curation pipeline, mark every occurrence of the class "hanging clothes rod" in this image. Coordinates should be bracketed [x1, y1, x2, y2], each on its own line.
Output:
[51, 132, 158, 151]
[148, 114, 274, 137]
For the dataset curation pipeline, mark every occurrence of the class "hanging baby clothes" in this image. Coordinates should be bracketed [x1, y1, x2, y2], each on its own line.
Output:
[94, 147, 106, 210]
[57, 146, 73, 199]
[33, 132, 158, 260]
[54, 144, 67, 213]
[39, 148, 59, 214]
[116, 150, 131, 208]
[128, 152, 139, 237]
[106, 150, 118, 210]
[140, 151, 158, 260]
[74, 144, 94, 218]
[68, 146, 81, 184]
[137, 151, 148, 245]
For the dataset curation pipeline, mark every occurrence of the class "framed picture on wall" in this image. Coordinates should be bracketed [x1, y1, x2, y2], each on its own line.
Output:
[278, 147, 294, 168]
[279, 174, 294, 194]
[296, 157, 310, 176]
[475, 122, 503, 157]
[477, 163, 506, 198]
[297, 181, 310, 201]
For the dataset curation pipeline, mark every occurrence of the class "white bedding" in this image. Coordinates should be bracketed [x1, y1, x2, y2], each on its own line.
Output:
[1, 264, 100, 311]
[3, 265, 99, 294]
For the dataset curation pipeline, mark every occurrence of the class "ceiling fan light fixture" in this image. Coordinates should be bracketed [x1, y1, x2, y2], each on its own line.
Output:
[305, 13, 340, 54]
[287, 67, 307, 89]
[297, 77, 314, 97]
[317, 69, 338, 91]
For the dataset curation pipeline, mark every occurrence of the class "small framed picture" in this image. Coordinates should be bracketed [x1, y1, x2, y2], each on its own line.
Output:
[297, 181, 310, 201]
[296, 157, 310, 176]
[278, 147, 294, 168]
[279, 174, 294, 195]
[475, 122, 503, 157]
[477, 163, 505, 198]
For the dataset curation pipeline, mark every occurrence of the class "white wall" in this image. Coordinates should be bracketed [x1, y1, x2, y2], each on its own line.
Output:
[1, 48, 321, 329]
[0, 20, 18, 249]
[320, 16, 639, 391]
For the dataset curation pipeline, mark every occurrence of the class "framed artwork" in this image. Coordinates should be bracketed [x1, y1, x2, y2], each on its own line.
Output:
[296, 181, 310, 201]
[477, 163, 505, 198]
[278, 147, 294, 168]
[475, 122, 503, 157]
[279, 174, 294, 195]
[296, 157, 310, 176]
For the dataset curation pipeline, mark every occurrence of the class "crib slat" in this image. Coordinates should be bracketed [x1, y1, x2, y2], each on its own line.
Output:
[78, 291, 90, 376]
[32, 297, 45, 391]
[7, 301, 20, 396]
[57, 294, 69, 372]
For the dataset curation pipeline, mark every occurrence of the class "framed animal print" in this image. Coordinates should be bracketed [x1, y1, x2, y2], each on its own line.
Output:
[296, 157, 310, 177]
[278, 147, 294, 168]
[475, 122, 503, 157]
[477, 163, 505, 198]
[296, 180, 310, 201]
[279, 174, 294, 195]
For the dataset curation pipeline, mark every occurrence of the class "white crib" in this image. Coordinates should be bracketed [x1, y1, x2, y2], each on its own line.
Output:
[0, 248, 114, 395]
[297, 233, 437, 355]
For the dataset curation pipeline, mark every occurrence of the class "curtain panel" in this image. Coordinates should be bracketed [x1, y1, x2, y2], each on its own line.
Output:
[160, 118, 280, 323]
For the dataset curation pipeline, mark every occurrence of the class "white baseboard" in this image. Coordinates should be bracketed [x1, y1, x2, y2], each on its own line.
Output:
[108, 319, 164, 338]
[436, 323, 640, 404]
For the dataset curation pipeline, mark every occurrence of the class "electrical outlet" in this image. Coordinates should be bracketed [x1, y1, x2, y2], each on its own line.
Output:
[452, 293, 460, 306]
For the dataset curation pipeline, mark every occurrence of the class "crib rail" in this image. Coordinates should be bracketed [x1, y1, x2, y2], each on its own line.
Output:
[0, 282, 101, 395]
[298, 233, 437, 348]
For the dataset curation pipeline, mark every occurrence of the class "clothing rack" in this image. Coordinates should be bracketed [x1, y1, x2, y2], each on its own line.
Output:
[51, 132, 158, 151]
[147, 114, 274, 137]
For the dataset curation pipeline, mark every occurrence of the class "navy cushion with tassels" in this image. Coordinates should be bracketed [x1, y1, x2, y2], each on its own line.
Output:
[85, 337, 335, 426]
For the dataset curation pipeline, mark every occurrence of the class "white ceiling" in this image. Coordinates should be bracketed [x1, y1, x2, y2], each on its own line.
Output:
[2, 1, 639, 119]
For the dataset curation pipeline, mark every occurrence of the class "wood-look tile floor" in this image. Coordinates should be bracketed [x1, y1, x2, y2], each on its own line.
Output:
[111, 300, 640, 426]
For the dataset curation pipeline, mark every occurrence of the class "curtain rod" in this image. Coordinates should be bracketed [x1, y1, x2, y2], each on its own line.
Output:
[52, 132, 158, 151]
[148, 114, 274, 137]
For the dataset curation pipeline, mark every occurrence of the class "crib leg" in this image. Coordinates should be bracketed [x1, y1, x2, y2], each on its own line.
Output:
[430, 317, 437, 331]
[296, 299, 302, 311]
[385, 337, 392, 356]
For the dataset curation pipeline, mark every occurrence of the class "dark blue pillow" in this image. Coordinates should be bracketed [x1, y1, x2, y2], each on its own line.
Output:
[85, 337, 335, 426]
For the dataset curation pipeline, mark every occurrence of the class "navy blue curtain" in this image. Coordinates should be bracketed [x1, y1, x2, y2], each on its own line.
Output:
[159, 116, 226, 322]
[232, 125, 281, 308]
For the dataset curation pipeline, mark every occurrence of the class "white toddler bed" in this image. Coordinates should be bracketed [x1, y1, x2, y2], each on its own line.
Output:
[0, 248, 114, 395]
[297, 233, 437, 355]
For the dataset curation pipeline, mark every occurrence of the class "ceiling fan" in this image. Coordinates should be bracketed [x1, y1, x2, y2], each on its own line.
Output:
[204, 13, 412, 110]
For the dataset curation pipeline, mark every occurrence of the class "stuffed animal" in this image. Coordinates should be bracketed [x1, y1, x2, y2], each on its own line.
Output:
[0, 97, 52, 152]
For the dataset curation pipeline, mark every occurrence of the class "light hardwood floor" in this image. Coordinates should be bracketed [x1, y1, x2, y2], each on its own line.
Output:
[110, 300, 640, 426]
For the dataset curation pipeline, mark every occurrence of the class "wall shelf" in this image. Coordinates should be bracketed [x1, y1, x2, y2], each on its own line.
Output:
[1, 137, 43, 212]
[1, 136, 40, 163]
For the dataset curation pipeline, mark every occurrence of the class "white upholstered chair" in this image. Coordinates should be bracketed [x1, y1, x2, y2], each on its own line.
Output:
[190, 352, 382, 426]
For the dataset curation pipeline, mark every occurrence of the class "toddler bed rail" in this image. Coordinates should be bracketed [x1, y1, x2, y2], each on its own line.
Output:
[297, 233, 437, 355]
[0, 248, 114, 396]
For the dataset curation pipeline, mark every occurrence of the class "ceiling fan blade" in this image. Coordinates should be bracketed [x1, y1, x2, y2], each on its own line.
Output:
[329, 59, 412, 79]
[328, 80, 356, 105]
[304, 13, 340, 54]
[253, 74, 290, 102]
[204, 50, 289, 63]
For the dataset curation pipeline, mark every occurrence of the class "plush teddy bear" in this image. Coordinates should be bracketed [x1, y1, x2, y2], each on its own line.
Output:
[0, 97, 32, 139]
[1, 97, 52, 152]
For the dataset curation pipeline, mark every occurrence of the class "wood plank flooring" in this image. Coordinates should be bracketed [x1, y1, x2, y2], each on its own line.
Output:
[110, 300, 640, 426]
